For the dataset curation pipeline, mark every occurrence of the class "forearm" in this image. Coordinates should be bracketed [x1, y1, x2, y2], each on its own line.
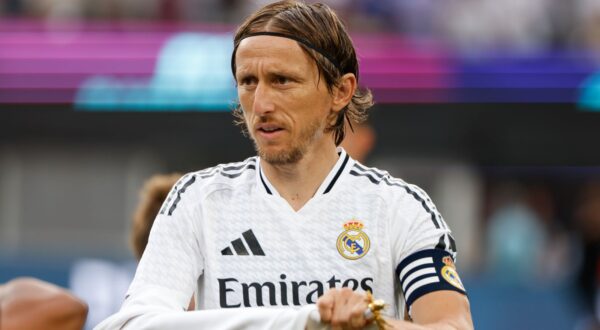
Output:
[135, 306, 320, 330]
[97, 305, 320, 330]
[399, 291, 473, 330]
[386, 317, 473, 330]
[96, 287, 323, 330]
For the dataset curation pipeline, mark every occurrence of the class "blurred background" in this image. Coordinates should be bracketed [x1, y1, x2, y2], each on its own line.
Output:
[1, 0, 600, 329]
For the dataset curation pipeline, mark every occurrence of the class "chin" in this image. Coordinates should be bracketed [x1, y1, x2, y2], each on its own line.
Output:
[258, 147, 304, 165]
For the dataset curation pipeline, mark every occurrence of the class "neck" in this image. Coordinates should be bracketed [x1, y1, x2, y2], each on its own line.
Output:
[262, 143, 339, 211]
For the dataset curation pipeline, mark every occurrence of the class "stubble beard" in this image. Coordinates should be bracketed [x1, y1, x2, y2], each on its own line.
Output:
[250, 117, 324, 166]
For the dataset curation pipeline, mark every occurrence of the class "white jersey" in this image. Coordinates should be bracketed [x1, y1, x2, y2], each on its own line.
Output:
[96, 148, 465, 330]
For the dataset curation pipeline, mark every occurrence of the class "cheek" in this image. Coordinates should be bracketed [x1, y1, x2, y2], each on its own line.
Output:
[238, 90, 252, 109]
[307, 90, 334, 120]
[238, 93, 255, 118]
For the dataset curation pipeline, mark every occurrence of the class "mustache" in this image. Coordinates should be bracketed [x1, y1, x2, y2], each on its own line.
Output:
[252, 115, 286, 128]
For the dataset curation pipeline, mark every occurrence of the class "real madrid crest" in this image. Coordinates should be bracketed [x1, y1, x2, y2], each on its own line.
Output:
[441, 256, 465, 290]
[337, 220, 370, 260]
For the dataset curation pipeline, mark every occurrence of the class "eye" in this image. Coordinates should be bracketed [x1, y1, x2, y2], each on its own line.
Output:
[238, 75, 257, 87]
[273, 75, 291, 85]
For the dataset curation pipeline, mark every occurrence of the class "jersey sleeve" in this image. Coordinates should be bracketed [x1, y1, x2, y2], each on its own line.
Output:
[390, 183, 466, 312]
[95, 297, 322, 330]
[128, 173, 204, 305]
[96, 173, 206, 328]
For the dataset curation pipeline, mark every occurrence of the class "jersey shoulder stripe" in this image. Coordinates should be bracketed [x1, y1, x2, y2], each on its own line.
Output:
[349, 163, 447, 230]
[160, 157, 257, 216]
[198, 157, 257, 180]
[160, 173, 197, 216]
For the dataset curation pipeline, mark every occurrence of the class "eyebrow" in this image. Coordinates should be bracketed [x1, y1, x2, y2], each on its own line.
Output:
[269, 70, 304, 81]
[236, 68, 305, 81]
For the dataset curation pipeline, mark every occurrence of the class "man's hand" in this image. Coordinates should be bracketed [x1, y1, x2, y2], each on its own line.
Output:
[316, 288, 370, 330]
[315, 289, 473, 330]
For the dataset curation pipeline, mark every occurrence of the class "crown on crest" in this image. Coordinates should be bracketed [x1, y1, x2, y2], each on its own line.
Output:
[343, 220, 364, 231]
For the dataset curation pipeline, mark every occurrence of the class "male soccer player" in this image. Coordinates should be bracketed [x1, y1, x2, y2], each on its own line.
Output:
[96, 1, 473, 329]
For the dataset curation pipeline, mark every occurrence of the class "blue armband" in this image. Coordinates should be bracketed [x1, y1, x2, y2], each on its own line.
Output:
[395, 249, 466, 309]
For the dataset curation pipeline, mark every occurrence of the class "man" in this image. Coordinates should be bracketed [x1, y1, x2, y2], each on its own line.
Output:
[0, 277, 88, 330]
[96, 1, 473, 329]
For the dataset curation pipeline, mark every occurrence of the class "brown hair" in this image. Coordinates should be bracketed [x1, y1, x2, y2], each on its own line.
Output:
[231, 0, 373, 145]
[130, 173, 182, 260]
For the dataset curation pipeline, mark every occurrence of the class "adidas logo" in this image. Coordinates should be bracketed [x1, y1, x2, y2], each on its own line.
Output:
[221, 229, 265, 256]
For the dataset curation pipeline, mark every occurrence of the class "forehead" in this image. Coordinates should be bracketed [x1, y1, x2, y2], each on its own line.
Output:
[235, 36, 315, 73]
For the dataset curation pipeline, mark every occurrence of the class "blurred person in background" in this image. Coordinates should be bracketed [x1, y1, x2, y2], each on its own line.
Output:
[573, 0, 600, 59]
[486, 181, 576, 284]
[437, 0, 555, 54]
[486, 183, 547, 282]
[0, 277, 88, 330]
[339, 120, 375, 164]
[1, 0, 23, 15]
[71, 173, 183, 329]
[574, 181, 600, 329]
[97, 1, 472, 329]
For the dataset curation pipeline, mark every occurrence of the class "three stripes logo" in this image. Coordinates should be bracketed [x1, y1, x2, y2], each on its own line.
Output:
[221, 229, 265, 256]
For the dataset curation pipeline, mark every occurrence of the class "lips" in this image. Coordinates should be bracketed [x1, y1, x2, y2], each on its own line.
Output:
[256, 123, 284, 133]
[254, 122, 286, 140]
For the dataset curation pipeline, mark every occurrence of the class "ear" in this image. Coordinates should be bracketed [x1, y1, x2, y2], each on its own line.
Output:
[331, 73, 357, 112]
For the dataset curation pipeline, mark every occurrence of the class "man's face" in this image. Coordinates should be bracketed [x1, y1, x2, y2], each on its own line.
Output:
[235, 36, 336, 165]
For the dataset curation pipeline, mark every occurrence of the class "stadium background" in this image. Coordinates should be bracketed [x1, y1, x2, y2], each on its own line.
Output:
[1, 0, 600, 329]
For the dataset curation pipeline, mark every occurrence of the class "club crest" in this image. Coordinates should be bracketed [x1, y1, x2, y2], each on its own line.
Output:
[337, 220, 370, 260]
[441, 265, 465, 290]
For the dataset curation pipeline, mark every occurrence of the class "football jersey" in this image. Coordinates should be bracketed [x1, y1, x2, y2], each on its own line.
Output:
[96, 148, 465, 330]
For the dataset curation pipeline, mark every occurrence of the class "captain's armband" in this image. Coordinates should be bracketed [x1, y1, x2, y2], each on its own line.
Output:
[395, 249, 466, 309]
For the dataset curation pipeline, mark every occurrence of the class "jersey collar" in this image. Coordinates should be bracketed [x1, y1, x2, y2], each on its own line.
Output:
[256, 147, 353, 196]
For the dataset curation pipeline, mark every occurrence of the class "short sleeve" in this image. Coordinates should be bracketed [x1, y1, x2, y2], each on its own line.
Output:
[127, 173, 205, 309]
[390, 184, 466, 311]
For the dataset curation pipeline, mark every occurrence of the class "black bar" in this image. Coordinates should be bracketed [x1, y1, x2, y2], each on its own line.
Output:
[221, 247, 233, 255]
[242, 230, 265, 256]
[231, 238, 249, 255]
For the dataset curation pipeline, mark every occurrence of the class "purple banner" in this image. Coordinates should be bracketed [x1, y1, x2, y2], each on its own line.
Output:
[0, 19, 597, 107]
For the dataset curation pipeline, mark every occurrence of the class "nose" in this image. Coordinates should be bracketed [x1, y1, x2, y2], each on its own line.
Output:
[252, 82, 275, 116]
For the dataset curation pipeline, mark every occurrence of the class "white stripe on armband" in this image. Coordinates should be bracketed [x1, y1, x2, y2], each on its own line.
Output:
[399, 257, 433, 280]
[404, 276, 440, 303]
[401, 267, 437, 293]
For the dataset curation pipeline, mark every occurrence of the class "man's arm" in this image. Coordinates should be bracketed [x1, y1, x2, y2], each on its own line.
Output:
[386, 291, 473, 330]
[0, 277, 88, 330]
[95, 286, 321, 330]
[388, 182, 472, 329]
[316, 289, 472, 330]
